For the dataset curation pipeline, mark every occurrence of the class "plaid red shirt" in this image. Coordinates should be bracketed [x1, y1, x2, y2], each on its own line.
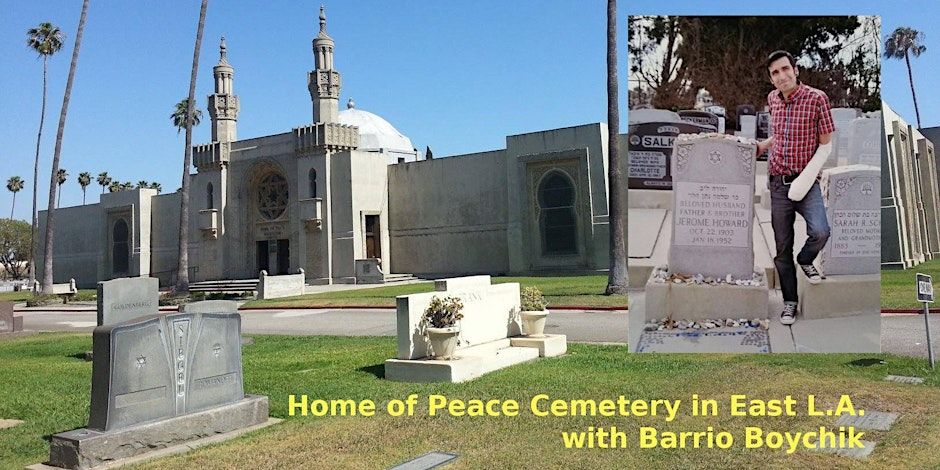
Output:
[767, 83, 835, 176]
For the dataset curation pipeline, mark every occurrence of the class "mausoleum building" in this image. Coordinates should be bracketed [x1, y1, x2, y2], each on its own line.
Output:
[37, 8, 614, 287]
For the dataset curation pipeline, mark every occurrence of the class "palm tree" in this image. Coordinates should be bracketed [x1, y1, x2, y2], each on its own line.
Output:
[171, 98, 203, 134]
[56, 168, 68, 208]
[77, 171, 91, 204]
[150, 182, 162, 194]
[6, 176, 24, 219]
[96, 171, 111, 194]
[108, 180, 121, 193]
[174, 0, 209, 295]
[605, 0, 627, 295]
[26, 21, 63, 289]
[884, 27, 928, 129]
[42, 0, 89, 294]
[136, 180, 150, 189]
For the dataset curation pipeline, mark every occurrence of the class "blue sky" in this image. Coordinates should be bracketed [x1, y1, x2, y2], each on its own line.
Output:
[0, 1, 937, 220]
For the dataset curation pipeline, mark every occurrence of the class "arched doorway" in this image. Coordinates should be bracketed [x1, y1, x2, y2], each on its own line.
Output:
[537, 171, 578, 255]
[112, 219, 129, 275]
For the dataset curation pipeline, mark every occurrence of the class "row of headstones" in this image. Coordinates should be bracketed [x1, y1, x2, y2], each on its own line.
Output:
[669, 134, 879, 278]
[628, 107, 881, 191]
[44, 277, 268, 469]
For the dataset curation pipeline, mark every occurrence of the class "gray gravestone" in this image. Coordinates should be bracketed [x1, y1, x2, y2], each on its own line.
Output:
[47, 310, 267, 469]
[0, 301, 16, 333]
[819, 165, 880, 275]
[756, 112, 772, 140]
[845, 116, 882, 167]
[678, 110, 719, 132]
[628, 121, 708, 190]
[88, 311, 244, 431]
[739, 115, 757, 140]
[835, 410, 898, 431]
[830, 108, 863, 168]
[670, 134, 756, 278]
[97, 277, 159, 326]
[884, 375, 924, 384]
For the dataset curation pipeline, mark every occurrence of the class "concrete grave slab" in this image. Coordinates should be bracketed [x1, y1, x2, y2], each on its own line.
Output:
[812, 439, 876, 459]
[636, 328, 771, 353]
[884, 375, 924, 385]
[389, 451, 458, 470]
[509, 334, 567, 357]
[797, 273, 880, 320]
[790, 313, 881, 353]
[96, 277, 159, 326]
[644, 273, 768, 321]
[835, 410, 899, 431]
[628, 209, 667, 258]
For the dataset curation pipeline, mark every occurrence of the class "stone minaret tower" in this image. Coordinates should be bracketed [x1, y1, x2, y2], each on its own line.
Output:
[308, 6, 341, 123]
[208, 37, 239, 142]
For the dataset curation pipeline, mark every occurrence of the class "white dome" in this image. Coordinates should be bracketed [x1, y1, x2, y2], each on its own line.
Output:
[337, 106, 414, 153]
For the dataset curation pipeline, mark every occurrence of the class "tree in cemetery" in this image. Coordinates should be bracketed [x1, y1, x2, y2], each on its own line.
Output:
[0, 219, 31, 279]
[6, 176, 24, 220]
[55, 168, 68, 208]
[630, 16, 872, 124]
[77, 171, 91, 205]
[606, 0, 627, 295]
[149, 182, 162, 194]
[884, 26, 927, 129]
[137, 180, 150, 189]
[41, 0, 89, 293]
[171, 98, 203, 134]
[96, 171, 111, 193]
[26, 21, 63, 289]
[173, 0, 209, 296]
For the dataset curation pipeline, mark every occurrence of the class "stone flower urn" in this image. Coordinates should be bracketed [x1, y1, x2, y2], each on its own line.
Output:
[520, 310, 549, 337]
[426, 326, 460, 360]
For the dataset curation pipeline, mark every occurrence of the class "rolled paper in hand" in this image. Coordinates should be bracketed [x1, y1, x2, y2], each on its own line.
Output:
[787, 142, 832, 201]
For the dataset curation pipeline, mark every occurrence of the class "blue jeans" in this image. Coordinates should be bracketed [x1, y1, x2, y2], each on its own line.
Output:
[769, 178, 830, 302]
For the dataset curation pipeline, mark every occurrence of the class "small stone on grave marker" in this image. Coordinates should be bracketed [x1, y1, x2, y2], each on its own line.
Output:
[388, 451, 458, 470]
[835, 410, 898, 431]
[884, 375, 925, 384]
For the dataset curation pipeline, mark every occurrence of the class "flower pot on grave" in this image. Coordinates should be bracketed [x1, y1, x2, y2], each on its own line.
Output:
[425, 326, 460, 360]
[521, 310, 549, 337]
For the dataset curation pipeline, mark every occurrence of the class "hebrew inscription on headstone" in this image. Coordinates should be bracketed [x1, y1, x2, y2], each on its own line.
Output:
[819, 165, 880, 275]
[669, 134, 756, 278]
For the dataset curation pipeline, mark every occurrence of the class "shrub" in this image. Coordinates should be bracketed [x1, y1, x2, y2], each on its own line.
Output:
[422, 296, 464, 328]
[520, 286, 547, 311]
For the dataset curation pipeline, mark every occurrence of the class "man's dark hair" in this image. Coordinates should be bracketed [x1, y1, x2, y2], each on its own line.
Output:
[766, 50, 797, 70]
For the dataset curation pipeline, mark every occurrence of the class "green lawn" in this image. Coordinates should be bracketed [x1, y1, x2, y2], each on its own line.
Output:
[882, 259, 940, 309]
[0, 289, 96, 303]
[0, 333, 939, 469]
[242, 275, 628, 309]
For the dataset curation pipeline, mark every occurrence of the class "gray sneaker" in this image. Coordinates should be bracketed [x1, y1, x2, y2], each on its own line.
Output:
[780, 302, 797, 325]
[800, 264, 822, 284]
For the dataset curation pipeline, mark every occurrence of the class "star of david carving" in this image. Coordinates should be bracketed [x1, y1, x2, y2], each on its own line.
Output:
[135, 355, 147, 368]
[212, 343, 222, 357]
[708, 151, 722, 165]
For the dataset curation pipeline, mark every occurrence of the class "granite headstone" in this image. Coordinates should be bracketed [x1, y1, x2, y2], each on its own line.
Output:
[97, 277, 159, 326]
[845, 116, 882, 167]
[669, 134, 757, 278]
[628, 121, 709, 190]
[830, 107, 863, 168]
[678, 110, 719, 132]
[818, 165, 881, 275]
[0, 301, 21, 333]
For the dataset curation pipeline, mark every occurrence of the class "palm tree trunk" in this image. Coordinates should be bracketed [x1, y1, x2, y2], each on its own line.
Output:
[82, 188, 86, 205]
[605, 0, 628, 295]
[905, 52, 922, 129]
[10, 193, 15, 219]
[29, 56, 48, 288]
[175, 0, 208, 295]
[42, 0, 88, 293]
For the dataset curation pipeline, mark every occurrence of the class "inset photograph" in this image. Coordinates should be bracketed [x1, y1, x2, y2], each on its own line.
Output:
[625, 16, 882, 353]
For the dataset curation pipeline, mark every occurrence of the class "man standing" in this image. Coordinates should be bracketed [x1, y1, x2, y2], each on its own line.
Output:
[756, 50, 834, 325]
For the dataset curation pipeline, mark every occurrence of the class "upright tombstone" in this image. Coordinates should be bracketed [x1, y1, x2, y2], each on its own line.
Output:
[756, 112, 772, 140]
[845, 116, 882, 167]
[678, 110, 719, 132]
[385, 275, 565, 383]
[818, 165, 881, 274]
[0, 301, 22, 333]
[97, 277, 159, 326]
[628, 118, 709, 190]
[830, 107, 863, 168]
[669, 134, 757, 278]
[739, 115, 758, 140]
[46, 311, 269, 469]
[642, 134, 769, 325]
